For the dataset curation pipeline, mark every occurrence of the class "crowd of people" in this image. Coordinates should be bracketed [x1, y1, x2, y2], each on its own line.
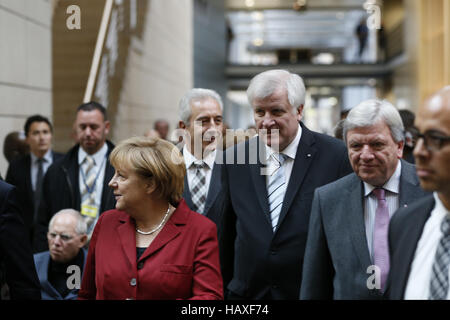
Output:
[0, 69, 449, 300]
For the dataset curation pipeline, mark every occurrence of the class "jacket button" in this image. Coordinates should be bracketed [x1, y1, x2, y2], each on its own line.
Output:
[137, 262, 144, 270]
[130, 278, 137, 286]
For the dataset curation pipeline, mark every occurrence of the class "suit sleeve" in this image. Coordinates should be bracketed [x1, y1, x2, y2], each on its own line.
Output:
[300, 189, 334, 299]
[217, 163, 236, 295]
[0, 186, 41, 300]
[189, 223, 224, 300]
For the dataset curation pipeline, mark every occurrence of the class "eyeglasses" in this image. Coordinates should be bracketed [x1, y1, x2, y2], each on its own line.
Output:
[409, 127, 450, 152]
[47, 232, 74, 242]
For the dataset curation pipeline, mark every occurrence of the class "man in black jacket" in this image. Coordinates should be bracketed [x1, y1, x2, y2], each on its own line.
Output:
[6, 115, 63, 245]
[34, 102, 116, 253]
[0, 180, 41, 299]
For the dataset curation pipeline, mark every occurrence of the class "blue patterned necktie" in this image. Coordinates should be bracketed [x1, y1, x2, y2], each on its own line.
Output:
[267, 153, 287, 231]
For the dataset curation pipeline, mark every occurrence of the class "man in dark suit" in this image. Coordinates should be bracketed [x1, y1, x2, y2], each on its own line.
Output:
[387, 86, 450, 300]
[178, 88, 224, 226]
[34, 102, 116, 252]
[6, 115, 63, 244]
[300, 100, 428, 300]
[219, 69, 353, 300]
[0, 180, 41, 299]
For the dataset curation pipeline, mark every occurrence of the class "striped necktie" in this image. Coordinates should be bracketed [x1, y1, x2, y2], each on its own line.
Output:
[81, 155, 98, 231]
[429, 215, 450, 299]
[267, 153, 287, 231]
[190, 161, 208, 214]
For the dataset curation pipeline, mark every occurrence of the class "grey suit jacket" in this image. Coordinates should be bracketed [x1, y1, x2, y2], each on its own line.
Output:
[300, 160, 429, 300]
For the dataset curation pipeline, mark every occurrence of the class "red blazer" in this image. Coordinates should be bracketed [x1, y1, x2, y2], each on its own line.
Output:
[78, 199, 223, 300]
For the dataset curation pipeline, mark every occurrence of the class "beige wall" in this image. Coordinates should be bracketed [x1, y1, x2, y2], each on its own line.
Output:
[390, 0, 420, 111]
[0, 0, 52, 176]
[383, 0, 404, 32]
[112, 0, 193, 143]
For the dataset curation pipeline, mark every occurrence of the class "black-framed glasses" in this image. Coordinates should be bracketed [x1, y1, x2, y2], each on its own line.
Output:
[47, 232, 74, 242]
[409, 127, 450, 152]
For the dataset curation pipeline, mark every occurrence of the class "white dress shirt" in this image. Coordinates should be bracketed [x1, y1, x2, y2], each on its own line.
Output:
[264, 124, 302, 187]
[78, 143, 108, 210]
[183, 145, 216, 202]
[363, 160, 401, 260]
[404, 192, 450, 300]
[30, 150, 53, 191]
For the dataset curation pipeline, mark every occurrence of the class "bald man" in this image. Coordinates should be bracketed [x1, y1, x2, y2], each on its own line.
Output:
[33, 209, 87, 300]
[387, 86, 450, 299]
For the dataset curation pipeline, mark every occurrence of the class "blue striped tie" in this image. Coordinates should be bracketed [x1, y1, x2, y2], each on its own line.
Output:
[267, 153, 287, 231]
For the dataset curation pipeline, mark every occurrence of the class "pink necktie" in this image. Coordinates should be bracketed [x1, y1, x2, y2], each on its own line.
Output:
[372, 188, 390, 291]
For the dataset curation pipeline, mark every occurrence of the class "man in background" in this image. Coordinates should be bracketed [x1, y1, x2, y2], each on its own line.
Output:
[34, 209, 87, 300]
[34, 102, 116, 252]
[6, 115, 63, 244]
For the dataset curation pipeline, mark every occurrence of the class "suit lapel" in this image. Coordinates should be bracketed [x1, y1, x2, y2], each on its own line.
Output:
[345, 176, 373, 268]
[398, 160, 423, 209]
[249, 138, 271, 225]
[274, 125, 316, 234]
[139, 222, 181, 261]
[182, 175, 194, 209]
[117, 216, 137, 268]
[394, 198, 434, 296]
[139, 206, 186, 261]
[203, 162, 222, 216]
[25, 155, 34, 207]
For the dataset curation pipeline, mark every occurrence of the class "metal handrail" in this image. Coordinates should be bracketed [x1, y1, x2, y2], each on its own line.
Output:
[83, 0, 114, 103]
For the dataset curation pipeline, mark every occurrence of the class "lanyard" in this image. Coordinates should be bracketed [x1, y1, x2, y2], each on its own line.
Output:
[80, 155, 106, 194]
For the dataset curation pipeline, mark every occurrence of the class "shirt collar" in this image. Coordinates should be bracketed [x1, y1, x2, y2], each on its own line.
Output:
[432, 192, 450, 218]
[78, 143, 108, 166]
[183, 144, 216, 170]
[364, 159, 402, 197]
[265, 123, 302, 161]
[30, 149, 52, 163]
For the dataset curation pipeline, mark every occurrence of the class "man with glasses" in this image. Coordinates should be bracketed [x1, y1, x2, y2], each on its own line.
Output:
[387, 86, 450, 300]
[33, 209, 87, 300]
[301, 99, 427, 299]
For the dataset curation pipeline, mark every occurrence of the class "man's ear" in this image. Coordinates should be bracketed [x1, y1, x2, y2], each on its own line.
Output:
[78, 234, 88, 248]
[397, 140, 405, 159]
[296, 104, 304, 122]
[104, 120, 111, 135]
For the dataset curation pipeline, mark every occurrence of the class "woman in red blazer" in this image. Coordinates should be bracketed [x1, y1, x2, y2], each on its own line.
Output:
[78, 137, 223, 300]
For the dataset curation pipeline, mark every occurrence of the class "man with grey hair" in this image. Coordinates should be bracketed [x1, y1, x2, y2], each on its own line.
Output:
[178, 88, 224, 225]
[219, 69, 352, 299]
[300, 99, 428, 299]
[33, 209, 88, 300]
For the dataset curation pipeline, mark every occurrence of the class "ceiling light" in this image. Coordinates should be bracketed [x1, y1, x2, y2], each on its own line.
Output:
[251, 12, 264, 21]
[252, 38, 264, 46]
[245, 0, 255, 8]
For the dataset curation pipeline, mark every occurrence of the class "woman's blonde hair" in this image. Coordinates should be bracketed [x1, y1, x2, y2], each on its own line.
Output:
[109, 136, 185, 206]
